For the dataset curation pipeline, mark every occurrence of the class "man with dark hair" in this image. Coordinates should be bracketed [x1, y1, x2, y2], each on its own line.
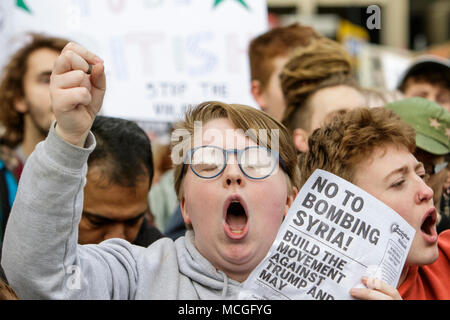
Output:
[80, 115, 163, 246]
[0, 115, 163, 286]
[2, 41, 396, 300]
[397, 56, 450, 111]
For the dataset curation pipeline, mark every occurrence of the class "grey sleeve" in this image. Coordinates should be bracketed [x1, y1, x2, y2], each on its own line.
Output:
[1, 123, 138, 299]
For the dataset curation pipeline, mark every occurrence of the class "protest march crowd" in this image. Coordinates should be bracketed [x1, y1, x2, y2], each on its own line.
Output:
[0, 20, 449, 301]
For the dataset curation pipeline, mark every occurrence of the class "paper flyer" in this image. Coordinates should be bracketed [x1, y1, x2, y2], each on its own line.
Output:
[239, 169, 415, 300]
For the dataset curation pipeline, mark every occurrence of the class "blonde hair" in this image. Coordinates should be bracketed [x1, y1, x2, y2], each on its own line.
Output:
[171, 101, 300, 201]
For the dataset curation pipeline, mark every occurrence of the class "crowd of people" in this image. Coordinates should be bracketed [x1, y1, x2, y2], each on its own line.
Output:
[0, 22, 448, 300]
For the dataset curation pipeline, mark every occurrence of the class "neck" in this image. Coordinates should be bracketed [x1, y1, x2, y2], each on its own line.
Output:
[21, 115, 46, 158]
[221, 269, 247, 283]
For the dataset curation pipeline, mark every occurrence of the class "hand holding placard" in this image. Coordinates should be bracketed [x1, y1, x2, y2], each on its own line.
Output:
[239, 169, 415, 300]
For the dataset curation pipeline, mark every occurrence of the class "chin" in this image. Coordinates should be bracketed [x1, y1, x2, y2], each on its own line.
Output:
[226, 242, 270, 271]
[223, 242, 252, 261]
[425, 245, 440, 265]
[408, 244, 439, 267]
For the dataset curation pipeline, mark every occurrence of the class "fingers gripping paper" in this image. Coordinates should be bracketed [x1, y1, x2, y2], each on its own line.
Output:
[239, 169, 415, 300]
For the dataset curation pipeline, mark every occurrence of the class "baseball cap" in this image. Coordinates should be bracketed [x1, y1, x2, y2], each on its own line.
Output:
[385, 97, 450, 155]
[396, 55, 450, 90]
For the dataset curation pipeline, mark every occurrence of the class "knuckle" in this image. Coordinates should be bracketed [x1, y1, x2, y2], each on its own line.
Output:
[74, 70, 85, 81]
[65, 42, 76, 50]
[80, 87, 90, 98]
[63, 50, 74, 60]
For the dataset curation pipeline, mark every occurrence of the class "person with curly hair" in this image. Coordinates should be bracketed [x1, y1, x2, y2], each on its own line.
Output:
[0, 33, 69, 180]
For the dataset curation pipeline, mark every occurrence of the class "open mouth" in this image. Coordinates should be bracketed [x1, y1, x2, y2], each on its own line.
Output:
[223, 196, 249, 240]
[420, 208, 438, 244]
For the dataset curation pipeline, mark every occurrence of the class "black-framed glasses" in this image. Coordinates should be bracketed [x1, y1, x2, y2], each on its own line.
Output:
[181, 145, 288, 180]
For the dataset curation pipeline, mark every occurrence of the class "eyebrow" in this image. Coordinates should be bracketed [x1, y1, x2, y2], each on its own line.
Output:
[35, 71, 52, 81]
[416, 162, 425, 171]
[383, 162, 425, 182]
[82, 209, 147, 224]
[37, 70, 52, 77]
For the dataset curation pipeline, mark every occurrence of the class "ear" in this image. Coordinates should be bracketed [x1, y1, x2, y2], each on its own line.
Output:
[293, 128, 309, 153]
[179, 196, 191, 225]
[13, 97, 28, 113]
[251, 79, 266, 109]
[284, 186, 298, 217]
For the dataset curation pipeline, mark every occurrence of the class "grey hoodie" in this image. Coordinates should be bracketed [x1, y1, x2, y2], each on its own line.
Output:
[1, 124, 241, 299]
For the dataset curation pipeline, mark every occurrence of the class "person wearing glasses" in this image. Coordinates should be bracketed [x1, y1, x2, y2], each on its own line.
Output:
[1, 42, 301, 299]
[1, 43, 401, 300]
[386, 98, 450, 233]
[165, 129, 292, 240]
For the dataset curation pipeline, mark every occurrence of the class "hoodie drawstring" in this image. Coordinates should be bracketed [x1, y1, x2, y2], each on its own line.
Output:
[218, 270, 229, 298]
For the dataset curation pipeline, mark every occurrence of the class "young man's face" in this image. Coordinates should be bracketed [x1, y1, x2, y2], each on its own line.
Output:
[180, 118, 295, 282]
[353, 144, 439, 269]
[252, 56, 289, 122]
[15, 48, 59, 137]
[403, 80, 450, 111]
[79, 166, 150, 244]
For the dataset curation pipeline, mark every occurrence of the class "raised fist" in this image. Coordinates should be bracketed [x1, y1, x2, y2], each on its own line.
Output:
[50, 42, 106, 147]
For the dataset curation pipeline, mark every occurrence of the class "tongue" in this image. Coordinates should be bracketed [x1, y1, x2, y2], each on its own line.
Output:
[226, 214, 247, 231]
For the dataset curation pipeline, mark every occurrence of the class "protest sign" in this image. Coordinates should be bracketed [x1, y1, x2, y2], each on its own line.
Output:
[239, 169, 415, 300]
[0, 0, 267, 128]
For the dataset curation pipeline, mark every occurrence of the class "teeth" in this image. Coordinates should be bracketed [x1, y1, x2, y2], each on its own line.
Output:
[231, 230, 243, 234]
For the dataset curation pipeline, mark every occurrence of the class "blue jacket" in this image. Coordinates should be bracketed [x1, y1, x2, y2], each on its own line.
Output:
[0, 159, 17, 246]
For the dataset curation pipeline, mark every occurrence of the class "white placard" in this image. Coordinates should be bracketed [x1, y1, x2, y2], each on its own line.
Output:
[0, 0, 268, 123]
[239, 169, 415, 300]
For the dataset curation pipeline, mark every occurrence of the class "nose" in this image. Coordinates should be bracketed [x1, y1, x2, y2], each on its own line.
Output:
[417, 178, 434, 204]
[222, 157, 245, 188]
[103, 223, 127, 241]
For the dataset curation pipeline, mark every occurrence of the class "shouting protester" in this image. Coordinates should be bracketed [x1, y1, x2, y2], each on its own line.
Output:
[298, 107, 450, 299]
[2, 43, 400, 300]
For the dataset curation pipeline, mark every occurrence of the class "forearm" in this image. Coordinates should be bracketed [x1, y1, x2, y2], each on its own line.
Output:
[1, 122, 95, 299]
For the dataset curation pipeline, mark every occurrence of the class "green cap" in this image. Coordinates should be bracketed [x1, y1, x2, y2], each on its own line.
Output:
[385, 97, 450, 155]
